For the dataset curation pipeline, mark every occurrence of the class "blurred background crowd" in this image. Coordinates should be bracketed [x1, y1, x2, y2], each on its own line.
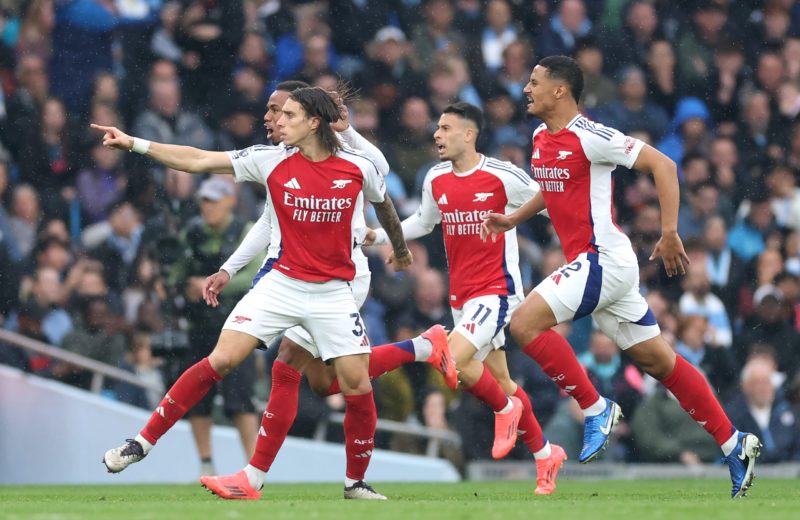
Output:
[1, 0, 800, 471]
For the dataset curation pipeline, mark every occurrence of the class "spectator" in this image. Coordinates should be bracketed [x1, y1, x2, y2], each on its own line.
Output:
[8, 184, 41, 259]
[674, 315, 737, 400]
[645, 39, 679, 115]
[54, 297, 127, 390]
[132, 60, 214, 178]
[0, 161, 24, 262]
[536, 0, 592, 58]
[736, 288, 800, 376]
[676, 1, 729, 93]
[737, 91, 784, 173]
[678, 181, 721, 242]
[386, 97, 437, 192]
[679, 256, 733, 349]
[20, 266, 73, 345]
[495, 39, 534, 104]
[594, 65, 669, 144]
[18, 97, 75, 218]
[116, 331, 165, 410]
[410, 0, 466, 74]
[603, 0, 660, 74]
[728, 193, 776, 263]
[703, 216, 747, 319]
[15, 0, 54, 62]
[704, 40, 748, 130]
[175, 0, 244, 112]
[657, 97, 712, 175]
[328, 0, 391, 66]
[726, 358, 800, 462]
[150, 1, 184, 66]
[88, 201, 144, 293]
[5, 54, 48, 150]
[359, 25, 425, 115]
[297, 33, 334, 85]
[575, 40, 615, 111]
[765, 164, 800, 231]
[76, 142, 126, 225]
[480, 0, 518, 74]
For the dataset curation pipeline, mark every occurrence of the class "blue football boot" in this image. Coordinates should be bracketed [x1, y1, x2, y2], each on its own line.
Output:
[579, 398, 622, 463]
[725, 431, 762, 498]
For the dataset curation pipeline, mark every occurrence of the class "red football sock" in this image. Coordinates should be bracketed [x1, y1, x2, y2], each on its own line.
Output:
[465, 366, 509, 412]
[140, 357, 221, 445]
[513, 386, 546, 453]
[661, 355, 735, 446]
[249, 361, 301, 472]
[523, 330, 600, 409]
[343, 391, 377, 481]
[323, 340, 416, 396]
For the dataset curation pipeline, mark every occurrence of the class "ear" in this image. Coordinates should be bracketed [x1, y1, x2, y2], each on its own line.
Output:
[309, 116, 321, 132]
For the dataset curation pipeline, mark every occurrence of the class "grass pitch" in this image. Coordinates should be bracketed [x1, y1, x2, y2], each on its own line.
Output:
[1, 479, 798, 520]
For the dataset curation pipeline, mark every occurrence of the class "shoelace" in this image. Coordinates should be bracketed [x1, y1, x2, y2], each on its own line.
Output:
[120, 439, 144, 457]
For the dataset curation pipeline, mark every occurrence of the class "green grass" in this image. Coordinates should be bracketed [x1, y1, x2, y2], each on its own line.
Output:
[1, 480, 798, 520]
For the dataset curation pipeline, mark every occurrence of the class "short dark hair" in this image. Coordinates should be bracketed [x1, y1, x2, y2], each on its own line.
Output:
[537, 55, 584, 103]
[289, 87, 342, 154]
[275, 80, 310, 93]
[442, 102, 484, 136]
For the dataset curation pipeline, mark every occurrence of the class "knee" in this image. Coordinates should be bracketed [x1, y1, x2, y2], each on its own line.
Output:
[509, 314, 544, 345]
[338, 376, 372, 396]
[276, 342, 308, 371]
[208, 351, 233, 378]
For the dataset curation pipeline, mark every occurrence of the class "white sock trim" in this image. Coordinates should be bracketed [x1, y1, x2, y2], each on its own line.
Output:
[345, 477, 359, 487]
[720, 430, 740, 457]
[134, 434, 153, 454]
[582, 397, 607, 417]
[533, 441, 552, 460]
[244, 464, 266, 490]
[495, 397, 513, 415]
[411, 336, 433, 362]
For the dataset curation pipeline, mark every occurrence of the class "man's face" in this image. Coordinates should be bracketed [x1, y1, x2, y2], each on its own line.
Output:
[200, 195, 235, 228]
[276, 98, 315, 147]
[264, 90, 291, 142]
[523, 65, 559, 117]
[433, 113, 472, 161]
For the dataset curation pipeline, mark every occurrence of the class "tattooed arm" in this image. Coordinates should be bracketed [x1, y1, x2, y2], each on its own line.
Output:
[372, 194, 413, 270]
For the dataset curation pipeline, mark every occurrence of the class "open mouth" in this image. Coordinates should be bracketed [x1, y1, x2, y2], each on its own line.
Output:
[436, 144, 446, 153]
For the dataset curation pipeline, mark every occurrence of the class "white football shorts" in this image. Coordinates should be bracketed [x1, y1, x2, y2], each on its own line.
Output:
[452, 293, 522, 362]
[283, 270, 371, 358]
[533, 251, 660, 350]
[223, 269, 370, 361]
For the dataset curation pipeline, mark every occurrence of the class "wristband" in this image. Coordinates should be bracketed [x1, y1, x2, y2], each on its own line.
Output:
[131, 137, 151, 154]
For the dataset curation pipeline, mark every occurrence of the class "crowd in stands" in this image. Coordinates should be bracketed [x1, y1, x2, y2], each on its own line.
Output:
[1, 0, 800, 468]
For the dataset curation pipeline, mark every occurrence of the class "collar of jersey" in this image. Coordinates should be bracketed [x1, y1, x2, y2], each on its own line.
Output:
[452, 154, 486, 177]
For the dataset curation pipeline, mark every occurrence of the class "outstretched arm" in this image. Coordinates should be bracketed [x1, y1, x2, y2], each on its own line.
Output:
[634, 145, 690, 277]
[91, 124, 233, 174]
[372, 195, 412, 270]
[480, 191, 546, 242]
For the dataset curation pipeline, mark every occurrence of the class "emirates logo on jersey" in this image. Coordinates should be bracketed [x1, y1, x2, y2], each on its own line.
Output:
[284, 192, 353, 223]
